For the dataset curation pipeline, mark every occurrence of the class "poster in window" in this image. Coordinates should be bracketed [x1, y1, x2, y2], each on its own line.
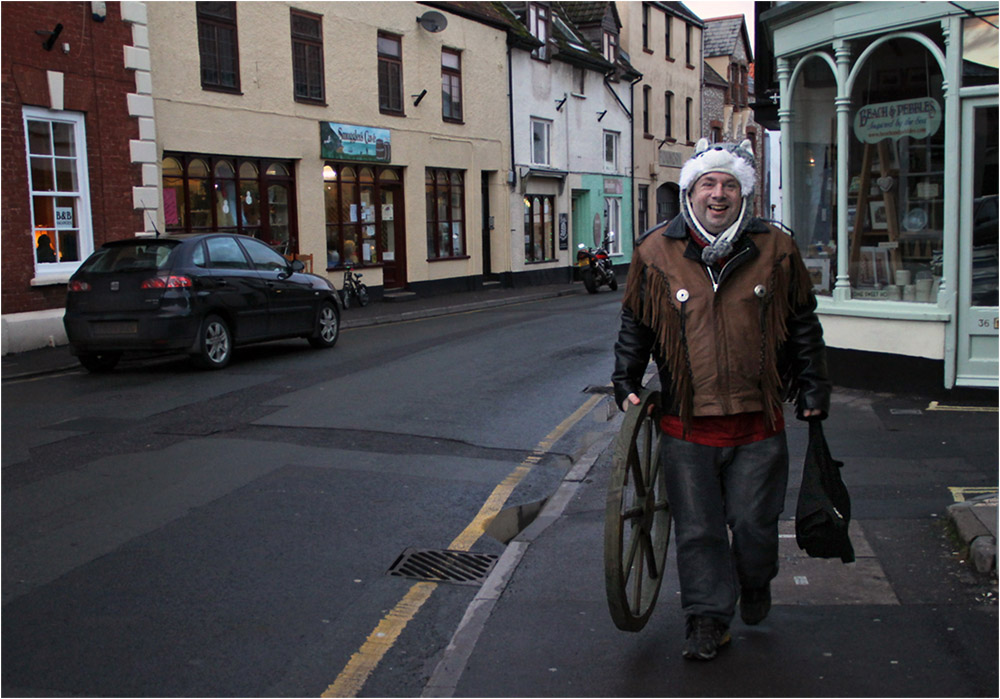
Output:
[55, 206, 74, 228]
[869, 201, 889, 230]
[164, 189, 179, 225]
[804, 258, 831, 293]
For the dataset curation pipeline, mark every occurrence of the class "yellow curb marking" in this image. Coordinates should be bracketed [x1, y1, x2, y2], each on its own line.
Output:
[927, 401, 998, 413]
[322, 393, 604, 697]
[949, 486, 999, 503]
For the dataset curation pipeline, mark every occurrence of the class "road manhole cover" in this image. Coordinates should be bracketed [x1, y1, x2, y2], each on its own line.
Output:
[387, 548, 498, 586]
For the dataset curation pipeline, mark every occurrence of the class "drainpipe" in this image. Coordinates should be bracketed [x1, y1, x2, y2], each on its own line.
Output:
[507, 42, 516, 279]
[606, 74, 641, 244]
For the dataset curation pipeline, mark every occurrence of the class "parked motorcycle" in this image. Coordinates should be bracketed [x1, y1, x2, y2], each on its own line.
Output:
[577, 232, 618, 294]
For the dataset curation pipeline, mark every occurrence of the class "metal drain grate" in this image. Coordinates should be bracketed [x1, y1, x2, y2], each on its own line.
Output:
[387, 548, 498, 586]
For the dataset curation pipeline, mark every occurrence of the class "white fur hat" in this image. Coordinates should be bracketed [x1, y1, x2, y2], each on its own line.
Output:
[678, 139, 757, 265]
[679, 138, 756, 195]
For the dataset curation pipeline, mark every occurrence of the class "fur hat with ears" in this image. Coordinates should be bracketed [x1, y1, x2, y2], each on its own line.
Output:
[679, 138, 757, 265]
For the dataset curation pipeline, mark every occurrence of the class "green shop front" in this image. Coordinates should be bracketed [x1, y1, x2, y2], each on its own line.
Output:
[763, 1, 998, 388]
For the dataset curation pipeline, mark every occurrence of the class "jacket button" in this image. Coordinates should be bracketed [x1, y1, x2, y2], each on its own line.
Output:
[754, 284, 766, 298]
[676, 289, 689, 302]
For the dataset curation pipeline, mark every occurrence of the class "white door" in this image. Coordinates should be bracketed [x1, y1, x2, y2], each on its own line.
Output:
[956, 97, 998, 387]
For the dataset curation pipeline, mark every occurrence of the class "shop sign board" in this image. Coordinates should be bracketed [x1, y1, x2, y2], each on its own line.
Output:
[853, 98, 942, 143]
[320, 122, 391, 162]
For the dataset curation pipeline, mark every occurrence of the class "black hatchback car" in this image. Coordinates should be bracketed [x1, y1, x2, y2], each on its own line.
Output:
[64, 233, 341, 372]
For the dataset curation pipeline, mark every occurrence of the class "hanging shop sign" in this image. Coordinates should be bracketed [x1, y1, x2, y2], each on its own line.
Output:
[320, 122, 391, 162]
[853, 98, 942, 143]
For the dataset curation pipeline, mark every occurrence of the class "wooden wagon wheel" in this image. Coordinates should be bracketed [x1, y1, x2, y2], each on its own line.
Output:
[604, 389, 672, 632]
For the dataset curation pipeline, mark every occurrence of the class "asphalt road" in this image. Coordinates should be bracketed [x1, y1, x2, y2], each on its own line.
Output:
[2, 290, 625, 697]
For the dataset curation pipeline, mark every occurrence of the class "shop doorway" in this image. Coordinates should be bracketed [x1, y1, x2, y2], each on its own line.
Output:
[956, 97, 998, 386]
[380, 182, 406, 289]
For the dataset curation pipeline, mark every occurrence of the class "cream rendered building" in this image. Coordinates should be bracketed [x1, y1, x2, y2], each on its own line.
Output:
[616, 1, 704, 233]
[147, 2, 513, 296]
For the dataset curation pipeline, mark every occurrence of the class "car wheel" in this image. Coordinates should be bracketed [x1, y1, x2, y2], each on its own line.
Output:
[192, 314, 232, 369]
[78, 351, 121, 373]
[308, 301, 340, 349]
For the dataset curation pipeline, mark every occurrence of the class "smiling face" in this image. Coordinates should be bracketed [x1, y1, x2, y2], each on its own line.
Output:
[689, 172, 742, 234]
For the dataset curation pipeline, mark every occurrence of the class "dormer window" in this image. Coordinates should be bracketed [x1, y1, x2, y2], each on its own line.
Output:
[528, 3, 550, 61]
[603, 30, 618, 63]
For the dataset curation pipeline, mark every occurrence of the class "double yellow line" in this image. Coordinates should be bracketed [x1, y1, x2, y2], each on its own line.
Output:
[322, 393, 604, 697]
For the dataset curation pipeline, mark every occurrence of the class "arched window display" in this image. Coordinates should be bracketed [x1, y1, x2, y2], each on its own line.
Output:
[789, 55, 837, 296]
[844, 35, 945, 301]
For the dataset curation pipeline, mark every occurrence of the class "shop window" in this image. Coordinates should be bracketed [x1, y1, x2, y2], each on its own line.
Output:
[378, 32, 403, 115]
[638, 184, 649, 233]
[325, 164, 401, 267]
[290, 9, 324, 103]
[604, 197, 622, 254]
[162, 152, 296, 252]
[524, 195, 555, 262]
[197, 1, 240, 92]
[442, 48, 463, 122]
[844, 38, 946, 301]
[789, 55, 837, 296]
[425, 168, 466, 260]
[24, 107, 91, 271]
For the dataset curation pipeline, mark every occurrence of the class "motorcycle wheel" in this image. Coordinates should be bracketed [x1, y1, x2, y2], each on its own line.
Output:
[608, 273, 618, 291]
[582, 267, 599, 294]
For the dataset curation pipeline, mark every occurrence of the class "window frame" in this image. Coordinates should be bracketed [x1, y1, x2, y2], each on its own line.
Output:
[685, 23, 693, 67]
[603, 30, 618, 64]
[196, 1, 241, 93]
[23, 106, 93, 276]
[324, 164, 402, 268]
[161, 152, 297, 252]
[642, 3, 651, 52]
[531, 117, 552, 166]
[528, 3, 550, 61]
[665, 91, 674, 140]
[441, 47, 463, 123]
[664, 13, 672, 59]
[425, 167, 467, 260]
[524, 194, 556, 263]
[638, 184, 649, 233]
[604, 196, 622, 255]
[604, 130, 619, 173]
[642, 85, 651, 136]
[377, 31, 405, 116]
[686, 97, 693, 144]
[290, 8, 325, 104]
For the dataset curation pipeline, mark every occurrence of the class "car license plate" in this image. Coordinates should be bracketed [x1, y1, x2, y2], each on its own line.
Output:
[92, 321, 137, 336]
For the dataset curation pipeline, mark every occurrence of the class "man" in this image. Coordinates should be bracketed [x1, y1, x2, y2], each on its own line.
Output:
[612, 139, 830, 661]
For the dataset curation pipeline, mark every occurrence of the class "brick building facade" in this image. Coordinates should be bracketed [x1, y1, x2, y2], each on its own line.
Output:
[1, 2, 149, 353]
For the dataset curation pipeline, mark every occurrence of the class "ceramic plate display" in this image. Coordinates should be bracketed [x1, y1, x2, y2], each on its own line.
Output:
[904, 207, 928, 232]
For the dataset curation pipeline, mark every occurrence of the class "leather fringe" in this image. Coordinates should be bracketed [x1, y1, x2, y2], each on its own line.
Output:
[759, 252, 813, 429]
[623, 262, 694, 425]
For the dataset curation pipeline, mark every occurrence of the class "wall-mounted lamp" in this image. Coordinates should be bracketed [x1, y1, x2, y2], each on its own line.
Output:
[36, 23, 63, 51]
[411, 89, 427, 107]
[555, 94, 567, 112]
[596, 110, 607, 122]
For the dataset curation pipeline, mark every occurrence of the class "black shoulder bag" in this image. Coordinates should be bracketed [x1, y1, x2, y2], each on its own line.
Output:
[795, 420, 855, 563]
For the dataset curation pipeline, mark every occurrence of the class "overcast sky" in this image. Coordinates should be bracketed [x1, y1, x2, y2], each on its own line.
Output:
[683, 0, 756, 45]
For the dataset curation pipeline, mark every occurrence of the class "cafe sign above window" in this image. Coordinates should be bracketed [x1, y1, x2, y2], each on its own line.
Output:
[320, 122, 391, 163]
[853, 98, 942, 143]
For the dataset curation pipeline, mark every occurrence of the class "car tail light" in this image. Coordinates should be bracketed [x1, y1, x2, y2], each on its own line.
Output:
[141, 275, 192, 289]
[68, 280, 91, 292]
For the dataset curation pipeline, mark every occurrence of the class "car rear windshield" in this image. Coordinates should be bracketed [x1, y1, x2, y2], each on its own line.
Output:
[80, 242, 179, 273]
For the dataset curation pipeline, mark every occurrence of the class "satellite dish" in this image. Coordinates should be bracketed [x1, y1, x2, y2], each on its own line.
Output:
[417, 10, 448, 33]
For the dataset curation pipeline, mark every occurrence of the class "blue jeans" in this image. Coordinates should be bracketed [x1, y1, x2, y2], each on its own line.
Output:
[660, 432, 789, 624]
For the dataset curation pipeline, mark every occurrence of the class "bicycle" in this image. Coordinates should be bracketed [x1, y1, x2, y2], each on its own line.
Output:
[341, 263, 370, 308]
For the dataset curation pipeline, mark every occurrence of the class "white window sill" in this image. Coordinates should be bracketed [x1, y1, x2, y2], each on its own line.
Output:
[815, 296, 951, 322]
[31, 272, 73, 286]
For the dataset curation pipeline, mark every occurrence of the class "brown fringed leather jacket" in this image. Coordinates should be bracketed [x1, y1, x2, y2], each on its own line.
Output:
[612, 216, 830, 428]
